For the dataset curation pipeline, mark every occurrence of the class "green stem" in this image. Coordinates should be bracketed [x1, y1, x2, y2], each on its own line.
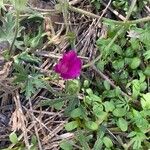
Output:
[9, 10, 20, 55]
[125, 0, 137, 21]
[68, 5, 150, 25]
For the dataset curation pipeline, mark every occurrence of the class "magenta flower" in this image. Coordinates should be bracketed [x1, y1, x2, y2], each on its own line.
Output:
[54, 51, 82, 79]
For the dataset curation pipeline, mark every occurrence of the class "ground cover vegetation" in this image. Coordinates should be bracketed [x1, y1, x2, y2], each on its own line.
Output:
[0, 0, 150, 149]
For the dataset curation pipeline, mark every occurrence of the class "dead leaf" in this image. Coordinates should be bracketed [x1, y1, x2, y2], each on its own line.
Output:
[0, 61, 12, 81]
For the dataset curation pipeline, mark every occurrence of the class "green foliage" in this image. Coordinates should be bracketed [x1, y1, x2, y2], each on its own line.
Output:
[60, 140, 73, 150]
[14, 51, 40, 65]
[1, 0, 150, 149]
[103, 137, 113, 148]
[117, 118, 128, 131]
[141, 93, 150, 110]
[61, 18, 150, 150]
[128, 131, 147, 149]
[75, 131, 91, 150]
[112, 0, 129, 12]
[65, 121, 79, 131]
[129, 57, 141, 69]
[66, 80, 80, 94]
[113, 107, 127, 117]
[0, 13, 23, 49]
[4, 132, 37, 150]
[90, 0, 102, 10]
[85, 120, 98, 131]
[13, 63, 47, 99]
[9, 132, 18, 144]
[24, 26, 43, 49]
[11, 0, 27, 11]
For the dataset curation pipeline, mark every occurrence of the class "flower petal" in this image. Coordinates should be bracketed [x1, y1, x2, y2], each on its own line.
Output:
[67, 57, 82, 77]
[54, 50, 82, 79]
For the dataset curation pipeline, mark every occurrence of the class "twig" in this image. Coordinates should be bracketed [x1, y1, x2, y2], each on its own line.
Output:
[97, 0, 112, 23]
[69, 0, 83, 5]
[27, 3, 55, 12]
[28, 98, 43, 150]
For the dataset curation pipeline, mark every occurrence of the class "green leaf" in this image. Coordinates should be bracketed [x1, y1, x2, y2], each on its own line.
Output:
[144, 50, 150, 60]
[141, 93, 150, 110]
[86, 88, 93, 95]
[90, 94, 102, 103]
[112, 59, 124, 70]
[70, 107, 85, 118]
[66, 80, 80, 94]
[138, 27, 150, 46]
[96, 60, 105, 71]
[103, 101, 115, 112]
[130, 57, 141, 69]
[132, 79, 141, 99]
[93, 137, 103, 150]
[64, 98, 79, 116]
[91, 0, 101, 10]
[83, 80, 90, 88]
[113, 108, 126, 117]
[14, 64, 47, 99]
[103, 137, 113, 148]
[53, 101, 64, 110]
[125, 48, 134, 57]
[31, 135, 37, 145]
[66, 32, 76, 47]
[25, 78, 35, 99]
[0, 0, 6, 10]
[96, 111, 108, 124]
[128, 131, 146, 149]
[65, 121, 78, 131]
[131, 109, 149, 132]
[144, 66, 150, 77]
[104, 80, 110, 90]
[93, 103, 103, 116]
[138, 71, 146, 82]
[9, 132, 18, 144]
[30, 26, 43, 48]
[96, 38, 122, 59]
[93, 125, 106, 150]
[60, 140, 73, 150]
[16, 51, 40, 65]
[0, 13, 23, 49]
[117, 118, 128, 131]
[130, 39, 140, 50]
[85, 121, 98, 131]
[76, 131, 91, 150]
[11, 0, 27, 11]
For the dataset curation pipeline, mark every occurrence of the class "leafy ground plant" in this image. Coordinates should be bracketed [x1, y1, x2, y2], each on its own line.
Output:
[0, 0, 150, 150]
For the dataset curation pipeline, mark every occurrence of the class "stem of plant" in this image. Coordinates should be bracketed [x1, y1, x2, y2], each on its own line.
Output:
[9, 10, 20, 55]
[68, 4, 150, 25]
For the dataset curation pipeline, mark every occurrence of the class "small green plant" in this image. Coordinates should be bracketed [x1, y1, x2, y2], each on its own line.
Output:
[90, 0, 102, 10]
[2, 132, 37, 150]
